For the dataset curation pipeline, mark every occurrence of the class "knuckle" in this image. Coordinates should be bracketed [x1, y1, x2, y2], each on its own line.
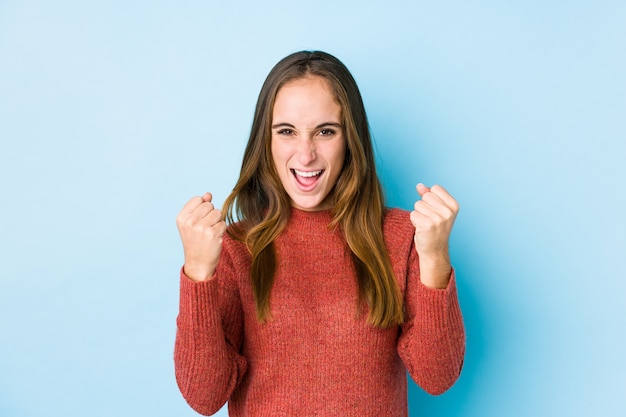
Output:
[192, 224, 206, 235]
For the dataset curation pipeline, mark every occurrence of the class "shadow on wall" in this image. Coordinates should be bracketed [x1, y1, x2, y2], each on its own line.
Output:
[372, 116, 507, 416]
[407, 253, 489, 415]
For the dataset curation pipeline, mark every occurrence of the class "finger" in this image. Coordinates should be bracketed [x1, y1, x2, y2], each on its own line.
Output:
[201, 208, 224, 227]
[418, 185, 459, 218]
[211, 217, 227, 236]
[429, 185, 460, 212]
[188, 201, 216, 223]
[420, 187, 443, 205]
[413, 200, 441, 220]
[416, 183, 430, 197]
[179, 192, 213, 216]
[178, 196, 205, 219]
[410, 208, 439, 230]
[418, 196, 457, 225]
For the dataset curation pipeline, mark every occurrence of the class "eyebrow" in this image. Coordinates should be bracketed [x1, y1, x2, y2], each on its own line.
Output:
[271, 122, 342, 129]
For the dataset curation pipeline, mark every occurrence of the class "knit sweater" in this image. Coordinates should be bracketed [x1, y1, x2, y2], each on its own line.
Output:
[174, 208, 465, 416]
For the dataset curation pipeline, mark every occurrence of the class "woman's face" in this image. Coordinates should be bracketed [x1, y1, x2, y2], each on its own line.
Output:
[271, 76, 346, 211]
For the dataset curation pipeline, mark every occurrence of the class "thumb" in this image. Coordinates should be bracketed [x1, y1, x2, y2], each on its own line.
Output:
[416, 183, 431, 197]
[202, 192, 213, 202]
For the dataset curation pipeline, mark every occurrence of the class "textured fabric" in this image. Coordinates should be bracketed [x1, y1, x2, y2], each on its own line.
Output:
[174, 208, 465, 416]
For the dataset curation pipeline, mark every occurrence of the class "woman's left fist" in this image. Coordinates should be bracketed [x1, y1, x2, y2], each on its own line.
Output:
[410, 183, 459, 258]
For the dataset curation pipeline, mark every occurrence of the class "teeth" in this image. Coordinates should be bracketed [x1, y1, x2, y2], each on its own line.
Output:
[294, 169, 322, 178]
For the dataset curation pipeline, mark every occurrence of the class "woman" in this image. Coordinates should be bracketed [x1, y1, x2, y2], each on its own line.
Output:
[175, 50, 465, 416]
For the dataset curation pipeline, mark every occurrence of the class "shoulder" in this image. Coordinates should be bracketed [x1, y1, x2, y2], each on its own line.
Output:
[383, 208, 415, 255]
[384, 208, 412, 227]
[383, 208, 413, 234]
[222, 224, 251, 262]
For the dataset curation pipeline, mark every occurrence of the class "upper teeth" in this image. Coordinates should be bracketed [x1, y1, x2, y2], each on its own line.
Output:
[294, 169, 322, 177]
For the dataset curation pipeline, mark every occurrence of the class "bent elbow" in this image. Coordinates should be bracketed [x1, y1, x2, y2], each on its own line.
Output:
[417, 359, 464, 396]
[177, 380, 227, 416]
[186, 399, 224, 417]
[175, 369, 229, 416]
[422, 380, 455, 396]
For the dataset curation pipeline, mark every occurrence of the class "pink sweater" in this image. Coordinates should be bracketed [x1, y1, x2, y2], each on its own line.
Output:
[175, 208, 465, 416]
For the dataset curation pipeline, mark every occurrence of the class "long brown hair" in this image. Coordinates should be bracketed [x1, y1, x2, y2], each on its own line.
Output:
[223, 51, 403, 327]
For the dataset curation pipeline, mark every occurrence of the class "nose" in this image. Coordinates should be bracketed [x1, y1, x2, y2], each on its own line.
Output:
[297, 136, 316, 166]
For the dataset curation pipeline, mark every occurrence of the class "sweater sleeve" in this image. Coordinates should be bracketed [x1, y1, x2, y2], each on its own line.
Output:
[397, 242, 466, 395]
[174, 240, 248, 415]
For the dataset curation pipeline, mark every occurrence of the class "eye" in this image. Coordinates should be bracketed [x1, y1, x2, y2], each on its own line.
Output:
[276, 128, 294, 136]
[319, 128, 336, 137]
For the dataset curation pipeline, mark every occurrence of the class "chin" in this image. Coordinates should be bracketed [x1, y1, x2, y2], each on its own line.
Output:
[292, 202, 323, 211]
[290, 195, 333, 211]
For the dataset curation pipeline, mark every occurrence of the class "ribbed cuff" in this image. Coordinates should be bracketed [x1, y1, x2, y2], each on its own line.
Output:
[415, 269, 461, 329]
[178, 268, 222, 335]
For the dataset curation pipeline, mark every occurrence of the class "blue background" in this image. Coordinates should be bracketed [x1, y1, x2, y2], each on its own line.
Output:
[1, 1, 625, 416]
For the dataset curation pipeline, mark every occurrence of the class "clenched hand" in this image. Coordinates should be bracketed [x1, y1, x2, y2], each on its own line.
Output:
[176, 192, 226, 282]
[410, 184, 460, 289]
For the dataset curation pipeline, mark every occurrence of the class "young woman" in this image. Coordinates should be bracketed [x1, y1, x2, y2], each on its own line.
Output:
[175, 51, 465, 416]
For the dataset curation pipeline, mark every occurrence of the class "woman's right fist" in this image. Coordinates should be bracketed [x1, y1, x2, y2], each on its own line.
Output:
[176, 192, 226, 282]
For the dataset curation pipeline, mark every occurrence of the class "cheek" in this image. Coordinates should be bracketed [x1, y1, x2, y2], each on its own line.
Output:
[333, 140, 347, 168]
[270, 140, 284, 167]
[270, 140, 292, 181]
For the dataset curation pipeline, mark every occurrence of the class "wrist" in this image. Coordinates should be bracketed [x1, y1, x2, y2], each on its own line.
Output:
[183, 262, 216, 282]
[418, 251, 451, 289]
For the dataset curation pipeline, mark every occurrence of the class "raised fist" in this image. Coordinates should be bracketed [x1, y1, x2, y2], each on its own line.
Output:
[176, 192, 226, 282]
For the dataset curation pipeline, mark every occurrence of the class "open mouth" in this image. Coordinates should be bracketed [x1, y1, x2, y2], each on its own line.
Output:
[292, 169, 324, 189]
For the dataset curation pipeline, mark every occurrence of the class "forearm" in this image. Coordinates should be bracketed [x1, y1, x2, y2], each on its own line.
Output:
[174, 271, 247, 415]
[418, 250, 452, 289]
[399, 271, 465, 395]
